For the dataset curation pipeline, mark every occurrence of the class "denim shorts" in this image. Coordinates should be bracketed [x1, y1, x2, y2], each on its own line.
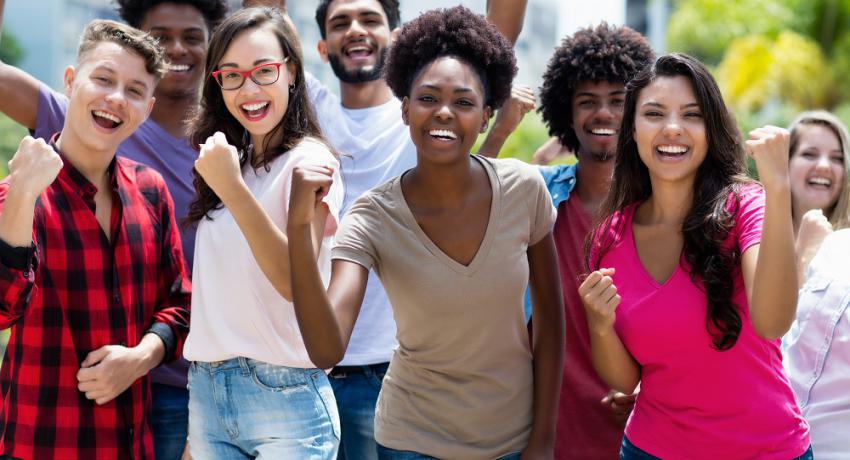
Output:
[188, 358, 339, 459]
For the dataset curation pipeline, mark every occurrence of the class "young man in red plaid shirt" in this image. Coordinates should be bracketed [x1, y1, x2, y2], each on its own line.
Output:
[0, 20, 190, 460]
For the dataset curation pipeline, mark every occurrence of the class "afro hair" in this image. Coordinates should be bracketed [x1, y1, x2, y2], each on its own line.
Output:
[539, 23, 654, 152]
[115, 0, 228, 31]
[384, 5, 516, 110]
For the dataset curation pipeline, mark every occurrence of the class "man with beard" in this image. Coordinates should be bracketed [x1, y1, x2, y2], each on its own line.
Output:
[535, 24, 654, 459]
[246, 1, 529, 458]
[0, 2, 228, 459]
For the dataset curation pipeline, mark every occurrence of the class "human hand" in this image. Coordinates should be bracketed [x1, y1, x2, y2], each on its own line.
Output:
[796, 208, 833, 274]
[531, 137, 570, 165]
[745, 126, 791, 192]
[195, 131, 245, 202]
[181, 440, 191, 460]
[287, 164, 334, 229]
[579, 268, 620, 334]
[76, 345, 149, 405]
[7, 136, 63, 198]
[492, 84, 535, 136]
[601, 389, 637, 427]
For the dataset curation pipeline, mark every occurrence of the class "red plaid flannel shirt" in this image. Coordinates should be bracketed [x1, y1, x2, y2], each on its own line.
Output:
[0, 146, 191, 460]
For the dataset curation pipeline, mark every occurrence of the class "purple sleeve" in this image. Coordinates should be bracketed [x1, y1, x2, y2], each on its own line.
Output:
[733, 185, 766, 254]
[32, 83, 68, 141]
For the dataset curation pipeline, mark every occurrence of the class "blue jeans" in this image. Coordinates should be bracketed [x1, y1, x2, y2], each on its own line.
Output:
[329, 362, 389, 460]
[150, 383, 189, 460]
[377, 445, 521, 460]
[188, 358, 339, 459]
[620, 437, 815, 460]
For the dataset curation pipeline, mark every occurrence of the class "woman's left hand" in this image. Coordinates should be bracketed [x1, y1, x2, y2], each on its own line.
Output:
[195, 131, 246, 201]
[745, 125, 791, 191]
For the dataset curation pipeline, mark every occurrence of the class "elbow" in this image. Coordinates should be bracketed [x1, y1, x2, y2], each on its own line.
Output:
[308, 349, 343, 370]
[754, 320, 794, 341]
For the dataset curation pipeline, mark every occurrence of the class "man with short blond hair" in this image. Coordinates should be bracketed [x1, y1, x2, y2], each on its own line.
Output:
[0, 20, 190, 459]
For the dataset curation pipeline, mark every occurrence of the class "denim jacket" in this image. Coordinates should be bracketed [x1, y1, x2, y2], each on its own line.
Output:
[524, 164, 578, 321]
[783, 229, 850, 459]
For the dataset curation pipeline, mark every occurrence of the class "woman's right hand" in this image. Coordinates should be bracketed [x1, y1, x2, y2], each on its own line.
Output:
[579, 268, 620, 334]
[796, 208, 833, 279]
[288, 164, 334, 228]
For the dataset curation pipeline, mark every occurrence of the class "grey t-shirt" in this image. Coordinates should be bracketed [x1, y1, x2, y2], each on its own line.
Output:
[333, 156, 557, 459]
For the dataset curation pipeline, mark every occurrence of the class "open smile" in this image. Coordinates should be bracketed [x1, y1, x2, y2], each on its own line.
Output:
[240, 101, 270, 122]
[92, 110, 124, 131]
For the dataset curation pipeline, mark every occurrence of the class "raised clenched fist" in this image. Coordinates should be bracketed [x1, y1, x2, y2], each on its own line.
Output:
[745, 126, 791, 192]
[8, 136, 63, 197]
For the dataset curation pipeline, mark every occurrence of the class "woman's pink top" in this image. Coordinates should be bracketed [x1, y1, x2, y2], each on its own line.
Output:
[595, 186, 809, 459]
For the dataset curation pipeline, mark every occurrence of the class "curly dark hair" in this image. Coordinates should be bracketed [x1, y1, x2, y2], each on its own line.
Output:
[186, 7, 324, 223]
[383, 5, 516, 110]
[539, 23, 653, 152]
[588, 53, 755, 351]
[315, 0, 401, 39]
[114, 0, 228, 31]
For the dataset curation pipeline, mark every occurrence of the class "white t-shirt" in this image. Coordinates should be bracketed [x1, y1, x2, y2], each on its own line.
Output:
[307, 73, 417, 365]
[184, 137, 343, 368]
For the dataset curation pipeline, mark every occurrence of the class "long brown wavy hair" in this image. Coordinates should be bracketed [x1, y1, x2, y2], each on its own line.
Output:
[186, 7, 323, 223]
[588, 53, 755, 351]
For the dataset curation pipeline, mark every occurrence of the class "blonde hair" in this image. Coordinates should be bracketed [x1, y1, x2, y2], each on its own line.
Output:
[77, 19, 168, 80]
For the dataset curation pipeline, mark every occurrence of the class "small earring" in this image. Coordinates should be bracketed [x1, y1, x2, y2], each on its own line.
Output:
[288, 84, 295, 93]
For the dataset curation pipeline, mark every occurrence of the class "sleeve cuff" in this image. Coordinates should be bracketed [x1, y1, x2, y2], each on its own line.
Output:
[0, 239, 35, 271]
[146, 322, 176, 363]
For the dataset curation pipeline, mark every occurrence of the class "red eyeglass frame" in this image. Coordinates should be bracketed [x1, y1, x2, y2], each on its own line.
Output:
[210, 59, 289, 90]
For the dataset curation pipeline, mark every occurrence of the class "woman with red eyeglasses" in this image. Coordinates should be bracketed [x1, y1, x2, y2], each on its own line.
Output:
[181, 8, 342, 458]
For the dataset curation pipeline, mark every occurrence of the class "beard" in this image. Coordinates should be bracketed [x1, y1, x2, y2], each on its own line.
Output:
[588, 148, 615, 163]
[327, 46, 388, 84]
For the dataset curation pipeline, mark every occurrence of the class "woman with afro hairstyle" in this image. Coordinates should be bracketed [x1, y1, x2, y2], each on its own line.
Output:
[286, 6, 565, 460]
[580, 53, 811, 459]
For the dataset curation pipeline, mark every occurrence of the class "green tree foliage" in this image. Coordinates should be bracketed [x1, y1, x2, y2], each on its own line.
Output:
[667, 0, 807, 65]
[0, 30, 23, 66]
[474, 111, 553, 163]
[0, 113, 27, 178]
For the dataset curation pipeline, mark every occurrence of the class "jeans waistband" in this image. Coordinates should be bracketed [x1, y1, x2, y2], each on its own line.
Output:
[329, 361, 389, 377]
[192, 357, 320, 376]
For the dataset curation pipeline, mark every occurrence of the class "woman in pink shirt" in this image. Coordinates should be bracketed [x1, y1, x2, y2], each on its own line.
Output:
[579, 53, 812, 459]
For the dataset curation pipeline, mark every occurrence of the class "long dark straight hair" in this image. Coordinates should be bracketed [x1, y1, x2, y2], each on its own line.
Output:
[588, 53, 754, 350]
[186, 7, 324, 223]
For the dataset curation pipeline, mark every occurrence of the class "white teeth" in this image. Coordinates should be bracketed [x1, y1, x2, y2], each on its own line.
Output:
[347, 46, 370, 53]
[429, 129, 457, 140]
[591, 128, 615, 135]
[809, 177, 832, 186]
[170, 64, 190, 72]
[241, 102, 269, 111]
[93, 110, 122, 124]
[657, 145, 688, 154]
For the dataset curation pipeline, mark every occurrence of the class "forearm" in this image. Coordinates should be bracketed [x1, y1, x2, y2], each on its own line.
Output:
[133, 333, 167, 376]
[476, 126, 509, 159]
[528, 312, 564, 448]
[589, 328, 640, 394]
[219, 182, 294, 300]
[751, 186, 797, 338]
[287, 222, 345, 368]
[486, 0, 527, 45]
[0, 186, 38, 247]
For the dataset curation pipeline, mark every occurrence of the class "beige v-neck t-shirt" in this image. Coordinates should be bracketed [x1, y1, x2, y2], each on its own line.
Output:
[332, 156, 557, 459]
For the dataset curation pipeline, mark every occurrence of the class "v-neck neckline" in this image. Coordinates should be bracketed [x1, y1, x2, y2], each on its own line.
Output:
[626, 203, 682, 288]
[394, 155, 500, 276]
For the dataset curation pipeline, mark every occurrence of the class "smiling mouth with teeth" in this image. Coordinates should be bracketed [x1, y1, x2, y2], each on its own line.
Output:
[240, 101, 270, 119]
[657, 145, 689, 156]
[808, 177, 832, 187]
[429, 129, 457, 140]
[92, 110, 123, 129]
[590, 128, 616, 136]
[169, 64, 191, 73]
